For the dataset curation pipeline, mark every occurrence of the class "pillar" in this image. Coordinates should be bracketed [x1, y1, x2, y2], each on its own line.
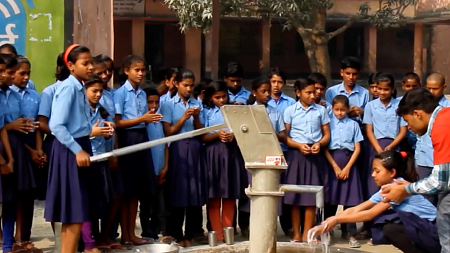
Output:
[205, 0, 220, 79]
[364, 24, 377, 73]
[132, 18, 145, 58]
[73, 1, 114, 56]
[261, 20, 271, 74]
[431, 25, 450, 84]
[184, 29, 202, 80]
[414, 23, 423, 80]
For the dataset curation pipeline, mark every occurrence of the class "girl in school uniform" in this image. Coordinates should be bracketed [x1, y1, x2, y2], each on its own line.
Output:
[283, 77, 330, 243]
[82, 75, 116, 253]
[362, 73, 407, 200]
[324, 95, 364, 248]
[238, 78, 288, 236]
[0, 54, 38, 253]
[160, 69, 207, 247]
[311, 150, 440, 253]
[43, 44, 94, 253]
[113, 55, 157, 248]
[10, 56, 43, 249]
[0, 44, 36, 90]
[35, 53, 65, 202]
[160, 67, 178, 104]
[201, 81, 246, 242]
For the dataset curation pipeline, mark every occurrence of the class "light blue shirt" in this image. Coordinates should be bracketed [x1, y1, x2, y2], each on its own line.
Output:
[325, 82, 369, 123]
[89, 105, 113, 156]
[318, 99, 333, 119]
[160, 92, 171, 106]
[369, 178, 436, 221]
[0, 87, 22, 123]
[113, 80, 148, 129]
[362, 98, 407, 139]
[228, 86, 251, 105]
[27, 80, 36, 90]
[161, 93, 205, 134]
[254, 103, 285, 134]
[267, 93, 296, 114]
[202, 106, 228, 132]
[329, 116, 364, 151]
[49, 75, 92, 154]
[146, 122, 165, 174]
[100, 88, 116, 151]
[415, 97, 450, 167]
[11, 85, 39, 120]
[284, 102, 330, 144]
[38, 81, 61, 119]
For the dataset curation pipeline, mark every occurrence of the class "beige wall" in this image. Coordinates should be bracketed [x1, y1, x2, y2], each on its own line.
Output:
[417, 0, 450, 14]
[431, 25, 450, 82]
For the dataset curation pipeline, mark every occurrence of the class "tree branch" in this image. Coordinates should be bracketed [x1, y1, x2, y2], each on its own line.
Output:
[327, 15, 361, 39]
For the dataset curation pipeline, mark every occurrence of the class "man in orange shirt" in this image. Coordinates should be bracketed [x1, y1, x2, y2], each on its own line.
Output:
[382, 87, 450, 252]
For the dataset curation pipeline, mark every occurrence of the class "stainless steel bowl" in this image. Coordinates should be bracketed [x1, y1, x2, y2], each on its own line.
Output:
[134, 243, 180, 253]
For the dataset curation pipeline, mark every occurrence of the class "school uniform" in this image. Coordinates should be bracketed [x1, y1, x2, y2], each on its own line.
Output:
[140, 119, 167, 239]
[317, 99, 333, 119]
[44, 75, 93, 224]
[0, 87, 37, 252]
[202, 106, 246, 200]
[113, 80, 156, 200]
[36, 81, 61, 200]
[267, 93, 296, 114]
[160, 93, 207, 241]
[325, 82, 369, 124]
[160, 92, 171, 106]
[326, 116, 364, 206]
[10, 85, 40, 242]
[369, 179, 440, 252]
[283, 102, 330, 206]
[228, 86, 251, 105]
[27, 79, 36, 90]
[362, 98, 406, 199]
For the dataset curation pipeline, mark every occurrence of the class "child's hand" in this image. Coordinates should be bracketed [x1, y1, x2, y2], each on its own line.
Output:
[158, 168, 168, 185]
[0, 161, 13, 175]
[319, 100, 327, 107]
[332, 166, 342, 178]
[182, 108, 195, 120]
[384, 145, 392, 151]
[218, 130, 231, 142]
[192, 107, 200, 117]
[311, 143, 321, 154]
[298, 143, 311, 154]
[143, 112, 163, 123]
[75, 150, 91, 167]
[8, 118, 38, 134]
[90, 120, 113, 137]
[339, 167, 350, 180]
[30, 149, 46, 167]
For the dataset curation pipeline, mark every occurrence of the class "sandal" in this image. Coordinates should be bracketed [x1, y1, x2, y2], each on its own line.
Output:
[133, 238, 154, 245]
[349, 239, 361, 248]
[96, 245, 112, 253]
[367, 238, 374, 246]
[122, 241, 133, 251]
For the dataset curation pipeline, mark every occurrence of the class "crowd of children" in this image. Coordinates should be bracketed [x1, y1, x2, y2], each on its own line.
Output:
[0, 42, 445, 253]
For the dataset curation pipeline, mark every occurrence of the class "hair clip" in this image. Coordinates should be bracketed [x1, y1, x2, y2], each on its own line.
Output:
[381, 156, 392, 162]
[400, 151, 407, 158]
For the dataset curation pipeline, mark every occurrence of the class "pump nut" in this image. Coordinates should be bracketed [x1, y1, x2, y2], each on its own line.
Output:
[241, 125, 249, 133]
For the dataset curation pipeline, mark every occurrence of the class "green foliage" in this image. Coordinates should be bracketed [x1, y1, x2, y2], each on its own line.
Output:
[164, 0, 417, 32]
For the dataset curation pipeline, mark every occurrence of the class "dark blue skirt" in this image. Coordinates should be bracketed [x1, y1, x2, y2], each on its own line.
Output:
[371, 209, 400, 245]
[283, 148, 326, 207]
[44, 136, 92, 223]
[87, 161, 110, 219]
[363, 138, 395, 199]
[167, 138, 207, 207]
[0, 141, 5, 202]
[105, 160, 124, 199]
[417, 165, 433, 180]
[117, 128, 156, 200]
[34, 134, 55, 200]
[326, 149, 363, 206]
[2, 131, 36, 203]
[204, 140, 246, 199]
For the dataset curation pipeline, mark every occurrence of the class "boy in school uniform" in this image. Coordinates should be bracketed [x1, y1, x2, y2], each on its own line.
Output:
[140, 88, 169, 240]
[224, 62, 251, 105]
[382, 88, 450, 253]
[398, 72, 421, 153]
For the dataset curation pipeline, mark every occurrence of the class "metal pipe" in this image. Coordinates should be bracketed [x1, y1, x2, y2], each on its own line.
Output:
[279, 184, 324, 209]
[90, 123, 227, 162]
[248, 169, 283, 253]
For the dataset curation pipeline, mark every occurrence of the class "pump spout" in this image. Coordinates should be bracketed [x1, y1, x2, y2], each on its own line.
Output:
[279, 184, 324, 209]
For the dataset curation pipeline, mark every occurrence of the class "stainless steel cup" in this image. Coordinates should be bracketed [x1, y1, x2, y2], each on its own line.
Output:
[208, 231, 218, 247]
[223, 227, 234, 245]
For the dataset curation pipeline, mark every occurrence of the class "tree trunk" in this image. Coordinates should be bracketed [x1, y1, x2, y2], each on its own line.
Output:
[296, 9, 332, 85]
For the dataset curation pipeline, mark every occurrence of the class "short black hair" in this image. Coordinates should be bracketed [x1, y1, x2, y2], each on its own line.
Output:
[403, 72, 420, 84]
[144, 87, 159, 97]
[397, 87, 439, 116]
[0, 44, 18, 56]
[309, 72, 327, 87]
[193, 82, 208, 98]
[332, 94, 350, 108]
[224, 62, 243, 78]
[341, 56, 361, 71]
